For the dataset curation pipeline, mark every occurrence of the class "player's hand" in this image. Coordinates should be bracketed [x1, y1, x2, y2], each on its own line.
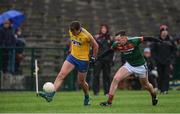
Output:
[90, 57, 96, 66]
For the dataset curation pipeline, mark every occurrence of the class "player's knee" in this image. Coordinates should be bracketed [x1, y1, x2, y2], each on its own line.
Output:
[78, 79, 85, 86]
[142, 83, 150, 90]
[78, 81, 86, 86]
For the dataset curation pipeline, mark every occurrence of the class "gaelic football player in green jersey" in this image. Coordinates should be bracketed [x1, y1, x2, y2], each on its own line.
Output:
[100, 30, 162, 106]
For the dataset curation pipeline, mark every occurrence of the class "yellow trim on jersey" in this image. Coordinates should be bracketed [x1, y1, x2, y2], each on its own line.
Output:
[69, 28, 92, 61]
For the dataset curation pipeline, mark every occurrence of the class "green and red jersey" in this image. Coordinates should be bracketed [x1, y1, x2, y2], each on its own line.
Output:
[116, 37, 145, 66]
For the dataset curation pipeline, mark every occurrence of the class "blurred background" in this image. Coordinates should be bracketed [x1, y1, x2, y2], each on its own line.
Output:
[0, 0, 180, 92]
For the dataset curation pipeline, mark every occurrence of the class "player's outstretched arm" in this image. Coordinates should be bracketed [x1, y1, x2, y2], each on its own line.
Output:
[143, 36, 162, 43]
[143, 36, 177, 48]
[96, 41, 118, 61]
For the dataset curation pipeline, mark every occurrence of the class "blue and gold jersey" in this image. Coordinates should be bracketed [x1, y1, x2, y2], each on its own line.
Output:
[69, 28, 92, 61]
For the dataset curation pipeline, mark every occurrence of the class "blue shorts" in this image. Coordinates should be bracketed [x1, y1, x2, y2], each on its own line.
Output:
[66, 55, 89, 73]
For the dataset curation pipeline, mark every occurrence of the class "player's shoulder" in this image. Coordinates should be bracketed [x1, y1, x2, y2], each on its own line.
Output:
[81, 28, 91, 36]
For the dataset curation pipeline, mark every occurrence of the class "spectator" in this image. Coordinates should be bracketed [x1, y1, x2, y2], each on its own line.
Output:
[150, 25, 177, 94]
[0, 19, 16, 74]
[14, 28, 25, 74]
[93, 24, 114, 95]
[144, 47, 158, 91]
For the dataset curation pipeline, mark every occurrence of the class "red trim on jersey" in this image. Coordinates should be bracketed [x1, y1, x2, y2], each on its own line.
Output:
[116, 43, 135, 51]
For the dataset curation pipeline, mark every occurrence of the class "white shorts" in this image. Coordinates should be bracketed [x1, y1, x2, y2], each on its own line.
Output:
[123, 62, 148, 78]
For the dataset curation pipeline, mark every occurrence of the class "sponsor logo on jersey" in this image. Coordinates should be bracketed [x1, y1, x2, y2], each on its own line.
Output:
[71, 36, 83, 46]
[72, 40, 82, 46]
[117, 43, 135, 52]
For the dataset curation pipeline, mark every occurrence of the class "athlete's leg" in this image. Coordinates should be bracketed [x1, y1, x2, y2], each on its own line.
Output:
[109, 66, 131, 97]
[77, 72, 90, 105]
[39, 60, 75, 102]
[54, 60, 75, 91]
[78, 72, 89, 95]
[139, 76, 158, 105]
[100, 66, 131, 106]
[139, 76, 156, 97]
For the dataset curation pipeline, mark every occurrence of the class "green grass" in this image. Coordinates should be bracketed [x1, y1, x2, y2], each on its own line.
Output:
[0, 90, 180, 113]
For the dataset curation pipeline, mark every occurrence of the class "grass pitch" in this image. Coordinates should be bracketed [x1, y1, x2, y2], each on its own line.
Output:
[0, 90, 180, 113]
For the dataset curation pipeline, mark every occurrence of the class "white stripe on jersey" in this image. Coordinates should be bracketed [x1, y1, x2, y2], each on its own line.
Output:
[127, 36, 142, 40]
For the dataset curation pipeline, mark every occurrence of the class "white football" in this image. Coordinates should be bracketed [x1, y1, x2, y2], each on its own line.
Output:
[43, 82, 55, 93]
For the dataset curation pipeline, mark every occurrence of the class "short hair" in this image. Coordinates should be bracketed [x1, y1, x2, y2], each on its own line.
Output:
[115, 30, 126, 36]
[69, 21, 81, 31]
